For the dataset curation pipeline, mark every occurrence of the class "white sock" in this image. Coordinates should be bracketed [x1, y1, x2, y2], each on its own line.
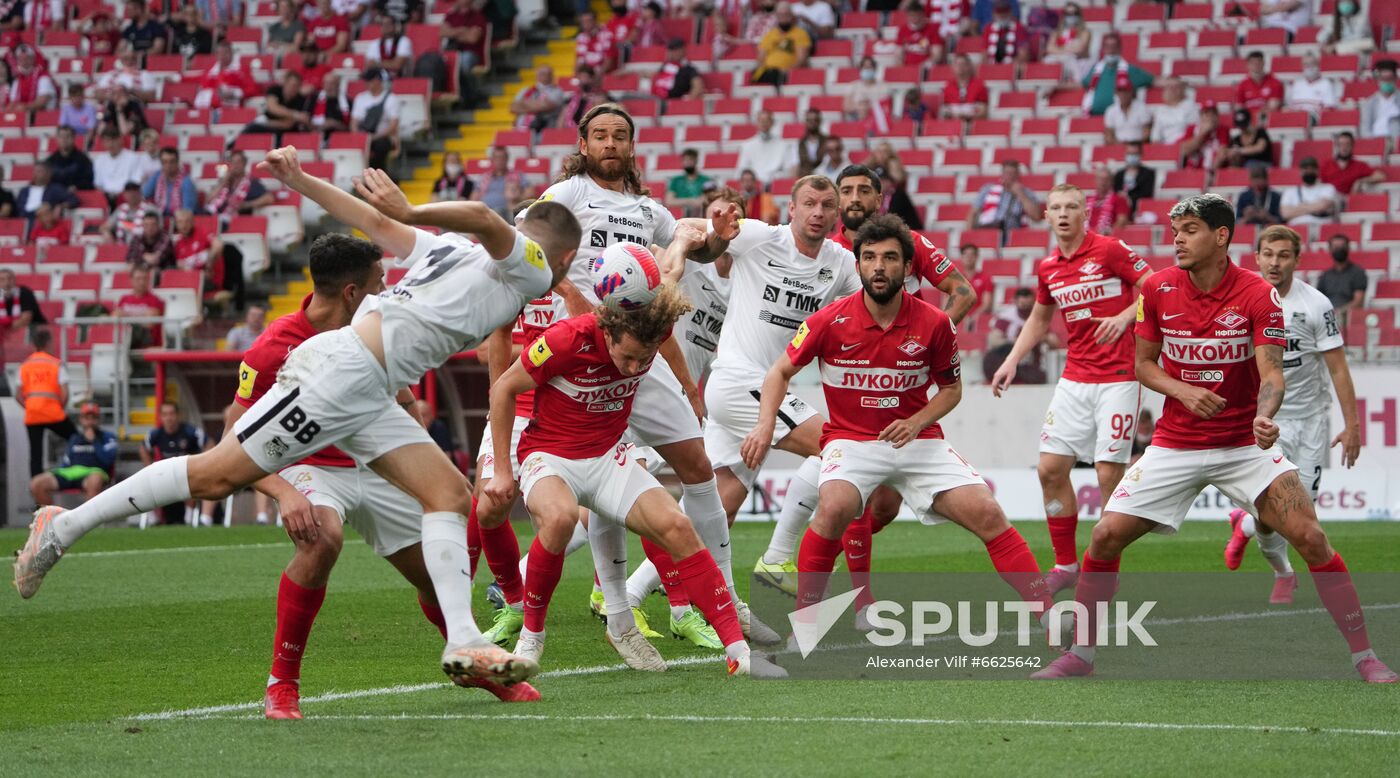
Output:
[681, 477, 735, 597]
[257, 512, 269, 524]
[200, 513, 213, 525]
[1353, 648, 1378, 665]
[420, 511, 486, 648]
[1054, 562, 1080, 572]
[1255, 530, 1293, 575]
[626, 558, 661, 609]
[671, 604, 690, 621]
[1069, 645, 1096, 663]
[724, 640, 750, 662]
[762, 456, 820, 565]
[1239, 512, 1257, 538]
[267, 675, 297, 687]
[587, 518, 637, 637]
[564, 521, 589, 556]
[520, 626, 544, 643]
[54, 456, 192, 546]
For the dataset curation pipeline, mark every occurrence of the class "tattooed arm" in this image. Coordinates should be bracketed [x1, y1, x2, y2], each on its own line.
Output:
[936, 267, 976, 325]
[1253, 343, 1285, 449]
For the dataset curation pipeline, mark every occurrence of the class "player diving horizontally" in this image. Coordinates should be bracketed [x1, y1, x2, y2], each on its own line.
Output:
[13, 147, 582, 691]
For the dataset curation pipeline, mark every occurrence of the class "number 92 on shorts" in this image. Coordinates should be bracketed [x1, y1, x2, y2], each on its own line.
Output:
[1038, 379, 1140, 465]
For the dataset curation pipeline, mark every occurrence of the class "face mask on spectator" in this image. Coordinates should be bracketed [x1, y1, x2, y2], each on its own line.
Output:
[777, 20, 794, 31]
[1332, 247, 1349, 263]
[860, 67, 876, 81]
[1302, 171, 1319, 185]
[445, 163, 463, 177]
[1124, 153, 1141, 166]
[683, 164, 697, 175]
[1338, 1, 1357, 14]
[1304, 65, 1320, 80]
[1380, 81, 1397, 96]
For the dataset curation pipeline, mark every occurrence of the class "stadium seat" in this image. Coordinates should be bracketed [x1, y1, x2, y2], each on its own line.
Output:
[223, 216, 271, 279]
[323, 133, 370, 190]
[0, 244, 36, 273]
[53, 272, 103, 305]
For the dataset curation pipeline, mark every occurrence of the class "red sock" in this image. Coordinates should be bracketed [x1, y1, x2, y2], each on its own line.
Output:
[984, 526, 1051, 609]
[479, 520, 524, 605]
[641, 537, 690, 607]
[843, 509, 875, 612]
[270, 572, 327, 682]
[418, 594, 448, 639]
[1070, 553, 1120, 648]
[1046, 514, 1079, 567]
[522, 539, 565, 633]
[675, 548, 744, 648]
[796, 527, 843, 608]
[1309, 553, 1370, 654]
[466, 501, 482, 581]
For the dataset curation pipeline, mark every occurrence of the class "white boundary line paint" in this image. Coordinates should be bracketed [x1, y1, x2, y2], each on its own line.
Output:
[65, 543, 285, 559]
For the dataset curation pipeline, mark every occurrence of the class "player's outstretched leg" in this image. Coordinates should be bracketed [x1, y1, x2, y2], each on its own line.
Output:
[755, 456, 822, 597]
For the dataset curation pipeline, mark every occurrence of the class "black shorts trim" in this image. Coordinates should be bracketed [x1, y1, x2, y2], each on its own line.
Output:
[749, 389, 797, 432]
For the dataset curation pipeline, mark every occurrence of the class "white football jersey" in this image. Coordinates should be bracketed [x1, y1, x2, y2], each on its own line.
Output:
[674, 260, 731, 383]
[710, 220, 861, 378]
[527, 174, 677, 311]
[355, 229, 552, 389]
[1277, 279, 1344, 420]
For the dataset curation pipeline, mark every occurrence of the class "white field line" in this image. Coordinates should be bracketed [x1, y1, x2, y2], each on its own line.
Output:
[65, 543, 285, 559]
[156, 712, 1400, 739]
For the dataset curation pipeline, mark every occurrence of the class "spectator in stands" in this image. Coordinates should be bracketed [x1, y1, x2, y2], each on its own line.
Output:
[170, 3, 215, 59]
[17, 329, 76, 477]
[1286, 52, 1339, 120]
[0, 168, 12, 216]
[144, 147, 198, 216]
[105, 183, 155, 243]
[861, 142, 921, 230]
[249, 70, 312, 134]
[575, 10, 614, 73]
[942, 53, 990, 122]
[793, 107, 827, 176]
[1044, 3, 1091, 83]
[652, 39, 704, 102]
[128, 212, 175, 271]
[1280, 156, 1340, 227]
[472, 146, 524, 215]
[0, 269, 45, 335]
[1321, 131, 1386, 195]
[896, 5, 943, 69]
[814, 136, 847, 182]
[1084, 165, 1130, 235]
[753, 3, 811, 86]
[985, 287, 1051, 385]
[1321, 0, 1373, 56]
[59, 85, 99, 139]
[558, 65, 609, 128]
[333, 0, 374, 29]
[433, 152, 474, 201]
[100, 84, 149, 139]
[0, 60, 13, 109]
[307, 0, 351, 52]
[736, 110, 795, 185]
[1081, 32, 1151, 116]
[792, 0, 836, 40]
[8, 45, 56, 112]
[511, 64, 566, 135]
[844, 57, 882, 114]
[28, 203, 70, 248]
[736, 168, 781, 223]
[195, 41, 257, 109]
[30, 402, 118, 506]
[1103, 83, 1152, 145]
[172, 208, 223, 277]
[634, 3, 669, 49]
[121, 0, 169, 55]
[1259, 0, 1311, 37]
[45, 126, 94, 193]
[269, 0, 308, 53]
[929, 0, 972, 42]
[443, 0, 489, 108]
[368, 17, 415, 77]
[603, 1, 638, 58]
[207, 149, 274, 221]
[1148, 77, 1197, 145]
[1113, 141, 1154, 215]
[18, 163, 79, 221]
[1180, 103, 1228, 169]
[224, 303, 267, 352]
[666, 148, 713, 216]
[311, 72, 352, 135]
[982, 0, 1027, 65]
[1317, 235, 1367, 313]
[1360, 59, 1400, 140]
[352, 68, 402, 172]
[1220, 108, 1274, 171]
[141, 401, 213, 526]
[962, 244, 995, 323]
[376, 0, 424, 23]
[97, 43, 158, 103]
[196, 0, 247, 27]
[967, 159, 1043, 244]
[1235, 51, 1285, 115]
[114, 265, 166, 348]
[726, 0, 776, 51]
[1234, 166, 1284, 226]
[291, 42, 333, 93]
[85, 10, 122, 58]
[896, 87, 930, 128]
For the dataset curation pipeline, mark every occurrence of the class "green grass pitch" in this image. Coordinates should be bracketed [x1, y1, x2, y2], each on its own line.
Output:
[3, 520, 1398, 776]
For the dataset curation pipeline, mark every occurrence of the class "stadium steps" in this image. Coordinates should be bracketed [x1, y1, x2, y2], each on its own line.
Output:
[267, 268, 316, 321]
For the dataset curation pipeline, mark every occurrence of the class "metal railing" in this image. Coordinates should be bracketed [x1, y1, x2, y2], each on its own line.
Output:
[53, 315, 198, 439]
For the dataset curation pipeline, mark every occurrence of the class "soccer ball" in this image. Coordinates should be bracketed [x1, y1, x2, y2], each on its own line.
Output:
[591, 243, 662, 310]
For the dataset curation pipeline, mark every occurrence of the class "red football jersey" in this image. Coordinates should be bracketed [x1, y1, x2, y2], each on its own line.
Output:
[307, 15, 349, 51]
[517, 313, 653, 460]
[786, 291, 960, 448]
[1235, 75, 1285, 113]
[1136, 263, 1285, 450]
[511, 293, 557, 419]
[1035, 230, 1151, 383]
[895, 23, 938, 67]
[832, 229, 959, 293]
[235, 295, 355, 468]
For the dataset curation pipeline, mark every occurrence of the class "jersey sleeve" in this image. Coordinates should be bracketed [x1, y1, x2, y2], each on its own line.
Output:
[520, 178, 581, 225]
[1110, 237, 1152, 286]
[233, 338, 279, 409]
[1134, 282, 1161, 342]
[1034, 259, 1054, 306]
[930, 313, 962, 386]
[397, 227, 451, 269]
[1316, 300, 1344, 351]
[911, 234, 955, 287]
[785, 309, 826, 369]
[1252, 284, 1286, 348]
[722, 218, 774, 260]
[650, 198, 677, 247]
[836, 249, 863, 297]
[521, 322, 574, 387]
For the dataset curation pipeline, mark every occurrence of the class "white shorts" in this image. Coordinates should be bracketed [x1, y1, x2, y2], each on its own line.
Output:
[1105, 445, 1300, 533]
[1278, 415, 1327, 501]
[627, 357, 703, 448]
[477, 415, 530, 480]
[703, 368, 821, 490]
[518, 442, 665, 526]
[233, 328, 435, 473]
[819, 438, 986, 525]
[279, 463, 424, 557]
[1038, 379, 1140, 465]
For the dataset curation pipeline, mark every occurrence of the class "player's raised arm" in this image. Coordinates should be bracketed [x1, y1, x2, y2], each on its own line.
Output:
[740, 354, 802, 470]
[257, 147, 417, 259]
[486, 359, 538, 505]
[990, 301, 1055, 396]
[355, 168, 518, 260]
[675, 201, 741, 263]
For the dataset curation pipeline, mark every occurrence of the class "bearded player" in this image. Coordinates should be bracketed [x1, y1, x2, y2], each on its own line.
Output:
[1221, 225, 1363, 605]
[990, 184, 1153, 594]
[1032, 194, 1395, 683]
